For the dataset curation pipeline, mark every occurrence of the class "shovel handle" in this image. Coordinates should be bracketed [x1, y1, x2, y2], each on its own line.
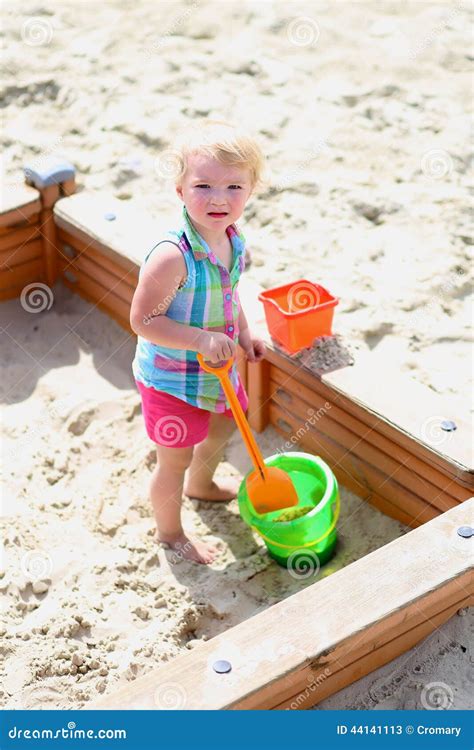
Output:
[196, 355, 234, 376]
[197, 353, 266, 480]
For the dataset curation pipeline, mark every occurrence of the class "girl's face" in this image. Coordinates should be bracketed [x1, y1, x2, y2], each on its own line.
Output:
[176, 153, 253, 235]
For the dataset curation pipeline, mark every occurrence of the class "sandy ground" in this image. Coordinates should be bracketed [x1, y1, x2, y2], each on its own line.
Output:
[1, 0, 472, 711]
[1, 288, 471, 711]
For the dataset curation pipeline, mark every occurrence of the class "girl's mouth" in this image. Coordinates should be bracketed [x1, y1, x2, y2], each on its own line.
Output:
[208, 212, 228, 217]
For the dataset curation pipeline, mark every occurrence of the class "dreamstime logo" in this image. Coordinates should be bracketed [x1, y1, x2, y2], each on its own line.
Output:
[21, 17, 54, 46]
[21, 550, 53, 582]
[287, 16, 320, 47]
[145, 1, 199, 56]
[143, 277, 182, 324]
[287, 666, 332, 709]
[170, 539, 192, 565]
[278, 595, 302, 620]
[48, 395, 79, 420]
[287, 549, 321, 580]
[409, 3, 464, 61]
[421, 149, 453, 180]
[421, 681, 454, 710]
[420, 416, 455, 447]
[154, 415, 187, 446]
[154, 682, 187, 709]
[287, 281, 320, 312]
[20, 283, 54, 313]
[154, 149, 186, 181]
[276, 403, 331, 454]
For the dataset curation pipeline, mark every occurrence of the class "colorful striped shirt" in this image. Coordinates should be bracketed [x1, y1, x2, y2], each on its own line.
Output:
[132, 205, 246, 412]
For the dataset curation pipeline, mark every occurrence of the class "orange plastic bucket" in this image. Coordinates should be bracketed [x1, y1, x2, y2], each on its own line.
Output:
[258, 280, 339, 354]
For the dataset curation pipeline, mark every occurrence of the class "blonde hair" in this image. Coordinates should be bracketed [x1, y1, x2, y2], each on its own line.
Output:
[172, 119, 265, 191]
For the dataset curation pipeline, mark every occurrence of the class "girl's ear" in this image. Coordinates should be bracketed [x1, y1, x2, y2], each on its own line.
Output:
[176, 183, 184, 201]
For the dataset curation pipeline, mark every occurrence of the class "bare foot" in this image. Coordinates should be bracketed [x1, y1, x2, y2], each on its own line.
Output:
[184, 476, 240, 502]
[156, 532, 219, 564]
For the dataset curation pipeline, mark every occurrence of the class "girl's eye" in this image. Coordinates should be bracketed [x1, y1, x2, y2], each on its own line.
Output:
[195, 184, 241, 189]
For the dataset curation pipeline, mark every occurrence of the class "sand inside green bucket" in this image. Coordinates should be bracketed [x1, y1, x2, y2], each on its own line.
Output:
[274, 505, 313, 522]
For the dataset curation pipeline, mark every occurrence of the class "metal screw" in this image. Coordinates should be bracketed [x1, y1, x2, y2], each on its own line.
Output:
[212, 659, 232, 674]
[457, 526, 473, 538]
[441, 420, 457, 432]
[104, 212, 116, 221]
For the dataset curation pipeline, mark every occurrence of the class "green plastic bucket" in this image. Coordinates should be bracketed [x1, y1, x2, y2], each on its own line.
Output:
[238, 452, 340, 569]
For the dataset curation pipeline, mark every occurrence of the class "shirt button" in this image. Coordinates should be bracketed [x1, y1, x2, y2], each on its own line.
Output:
[225, 293, 231, 301]
[228, 325, 234, 332]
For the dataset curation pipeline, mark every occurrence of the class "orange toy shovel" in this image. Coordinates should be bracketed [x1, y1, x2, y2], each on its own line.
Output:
[197, 353, 299, 514]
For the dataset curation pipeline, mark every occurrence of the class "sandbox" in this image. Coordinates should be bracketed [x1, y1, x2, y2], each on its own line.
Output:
[1, 164, 472, 710]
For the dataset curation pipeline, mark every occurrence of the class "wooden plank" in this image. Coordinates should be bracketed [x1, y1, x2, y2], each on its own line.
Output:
[236, 345, 248, 393]
[269, 401, 440, 526]
[259, 410, 418, 527]
[57, 257, 132, 318]
[0, 238, 43, 271]
[0, 223, 41, 252]
[271, 593, 473, 710]
[263, 574, 473, 710]
[40, 184, 60, 210]
[58, 246, 134, 306]
[0, 184, 41, 227]
[58, 261, 133, 333]
[247, 358, 270, 432]
[41, 208, 59, 287]
[57, 229, 138, 288]
[91, 499, 473, 710]
[60, 277, 133, 334]
[238, 574, 473, 709]
[264, 346, 472, 489]
[0, 286, 26, 302]
[0, 212, 40, 235]
[326, 465, 420, 528]
[54, 191, 173, 273]
[269, 377, 459, 514]
[0, 257, 44, 292]
[270, 366, 470, 503]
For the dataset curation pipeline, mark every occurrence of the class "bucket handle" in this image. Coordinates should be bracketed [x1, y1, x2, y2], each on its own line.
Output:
[251, 490, 340, 550]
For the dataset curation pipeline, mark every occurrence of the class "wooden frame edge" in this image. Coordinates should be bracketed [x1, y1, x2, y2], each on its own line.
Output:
[90, 500, 473, 710]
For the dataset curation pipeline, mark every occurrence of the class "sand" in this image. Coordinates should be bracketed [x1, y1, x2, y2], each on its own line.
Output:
[1, 0, 472, 711]
[1, 288, 471, 710]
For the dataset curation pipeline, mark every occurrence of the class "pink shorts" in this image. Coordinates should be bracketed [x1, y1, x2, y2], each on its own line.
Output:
[135, 377, 249, 448]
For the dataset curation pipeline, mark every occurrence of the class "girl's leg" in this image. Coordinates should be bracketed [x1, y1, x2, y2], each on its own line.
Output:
[184, 412, 240, 501]
[152, 443, 219, 564]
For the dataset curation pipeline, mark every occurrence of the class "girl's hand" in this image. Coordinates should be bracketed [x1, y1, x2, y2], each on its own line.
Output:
[198, 331, 237, 364]
[240, 330, 266, 363]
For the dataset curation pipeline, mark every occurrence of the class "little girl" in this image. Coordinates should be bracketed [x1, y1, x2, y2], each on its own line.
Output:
[130, 120, 266, 564]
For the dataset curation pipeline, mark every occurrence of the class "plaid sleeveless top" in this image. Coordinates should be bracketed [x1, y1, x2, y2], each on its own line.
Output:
[132, 205, 246, 412]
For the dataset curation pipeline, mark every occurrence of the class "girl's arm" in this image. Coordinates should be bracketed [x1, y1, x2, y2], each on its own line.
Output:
[238, 305, 250, 339]
[238, 306, 265, 362]
[130, 245, 235, 361]
[130, 242, 201, 349]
